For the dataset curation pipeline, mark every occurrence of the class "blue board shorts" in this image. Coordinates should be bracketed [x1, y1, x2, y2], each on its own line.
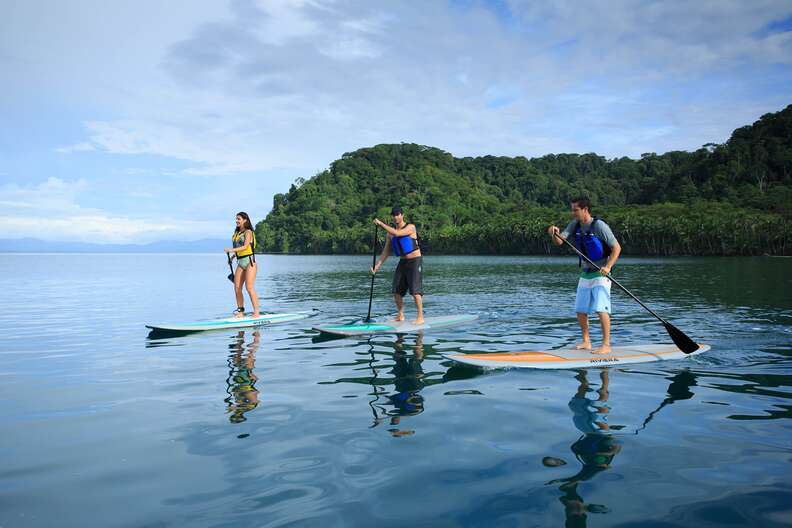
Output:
[575, 271, 611, 315]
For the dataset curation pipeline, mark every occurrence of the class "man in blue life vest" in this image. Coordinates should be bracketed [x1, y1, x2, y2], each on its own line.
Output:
[548, 197, 622, 354]
[371, 206, 424, 325]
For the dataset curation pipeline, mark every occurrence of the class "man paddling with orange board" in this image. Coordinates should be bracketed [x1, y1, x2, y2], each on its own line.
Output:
[548, 197, 622, 355]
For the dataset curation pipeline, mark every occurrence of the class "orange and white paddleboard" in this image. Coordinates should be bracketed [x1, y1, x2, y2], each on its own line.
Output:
[443, 343, 711, 369]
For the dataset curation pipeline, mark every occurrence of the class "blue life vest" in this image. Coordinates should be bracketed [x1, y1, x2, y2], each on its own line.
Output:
[574, 218, 611, 265]
[391, 234, 418, 256]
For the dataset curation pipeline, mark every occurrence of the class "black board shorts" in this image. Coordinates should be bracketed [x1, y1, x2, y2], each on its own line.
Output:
[392, 257, 423, 296]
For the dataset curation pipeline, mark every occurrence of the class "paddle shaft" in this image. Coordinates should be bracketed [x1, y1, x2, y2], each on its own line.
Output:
[553, 231, 666, 323]
[365, 225, 378, 322]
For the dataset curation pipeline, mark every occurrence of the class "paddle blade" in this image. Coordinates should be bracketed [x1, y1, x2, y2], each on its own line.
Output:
[663, 321, 699, 354]
[227, 273, 234, 282]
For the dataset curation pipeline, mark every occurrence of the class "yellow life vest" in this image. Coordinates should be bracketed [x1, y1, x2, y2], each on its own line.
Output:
[232, 230, 256, 258]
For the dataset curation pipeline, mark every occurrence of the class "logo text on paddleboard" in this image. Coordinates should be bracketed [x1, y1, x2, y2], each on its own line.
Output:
[589, 357, 618, 364]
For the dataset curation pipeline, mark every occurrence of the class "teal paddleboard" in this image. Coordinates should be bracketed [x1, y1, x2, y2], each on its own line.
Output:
[313, 314, 478, 336]
[147, 310, 317, 332]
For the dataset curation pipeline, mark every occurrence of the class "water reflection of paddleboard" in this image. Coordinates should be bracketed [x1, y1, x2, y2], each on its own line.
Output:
[147, 310, 317, 333]
[313, 314, 478, 336]
[443, 343, 710, 369]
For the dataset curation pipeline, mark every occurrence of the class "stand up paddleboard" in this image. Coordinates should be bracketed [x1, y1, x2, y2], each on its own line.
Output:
[443, 343, 710, 369]
[147, 310, 318, 333]
[313, 314, 478, 336]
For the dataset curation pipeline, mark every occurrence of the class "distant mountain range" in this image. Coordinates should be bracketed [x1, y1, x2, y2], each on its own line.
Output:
[0, 238, 229, 253]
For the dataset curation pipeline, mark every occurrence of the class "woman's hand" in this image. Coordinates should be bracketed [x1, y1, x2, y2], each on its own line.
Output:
[224, 247, 234, 254]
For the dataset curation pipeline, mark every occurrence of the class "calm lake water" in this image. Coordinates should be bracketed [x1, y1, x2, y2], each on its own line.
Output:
[1, 254, 790, 527]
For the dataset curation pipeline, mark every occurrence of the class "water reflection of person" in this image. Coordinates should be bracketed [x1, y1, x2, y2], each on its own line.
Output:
[225, 330, 260, 423]
[547, 370, 621, 527]
[545, 370, 699, 527]
[384, 334, 425, 437]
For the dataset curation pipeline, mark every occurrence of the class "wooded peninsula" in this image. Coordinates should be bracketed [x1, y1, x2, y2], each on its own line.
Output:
[256, 104, 792, 256]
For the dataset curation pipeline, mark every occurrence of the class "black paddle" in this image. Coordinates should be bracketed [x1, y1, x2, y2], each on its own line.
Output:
[227, 253, 235, 282]
[552, 231, 699, 354]
[365, 225, 379, 322]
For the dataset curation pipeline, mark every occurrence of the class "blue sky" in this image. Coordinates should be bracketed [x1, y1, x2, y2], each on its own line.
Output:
[1, 0, 791, 243]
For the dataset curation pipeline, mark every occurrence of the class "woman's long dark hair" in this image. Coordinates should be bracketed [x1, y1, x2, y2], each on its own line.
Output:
[235, 211, 254, 232]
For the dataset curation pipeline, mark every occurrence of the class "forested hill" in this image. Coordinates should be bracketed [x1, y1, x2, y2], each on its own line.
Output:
[256, 104, 792, 256]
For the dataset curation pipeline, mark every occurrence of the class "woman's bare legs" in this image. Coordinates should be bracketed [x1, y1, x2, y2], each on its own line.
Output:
[233, 264, 245, 317]
[244, 262, 260, 317]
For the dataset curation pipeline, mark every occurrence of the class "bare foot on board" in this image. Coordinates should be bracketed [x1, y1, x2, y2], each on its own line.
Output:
[575, 341, 592, 350]
[592, 344, 612, 355]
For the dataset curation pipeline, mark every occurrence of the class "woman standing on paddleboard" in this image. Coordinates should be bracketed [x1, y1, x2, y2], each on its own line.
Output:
[225, 212, 261, 318]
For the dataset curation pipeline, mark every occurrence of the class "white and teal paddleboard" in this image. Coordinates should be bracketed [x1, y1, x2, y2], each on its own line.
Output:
[313, 314, 478, 336]
[147, 310, 317, 333]
[443, 343, 711, 369]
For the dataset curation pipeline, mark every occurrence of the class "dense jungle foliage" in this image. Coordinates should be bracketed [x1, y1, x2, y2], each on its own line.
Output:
[256, 104, 792, 255]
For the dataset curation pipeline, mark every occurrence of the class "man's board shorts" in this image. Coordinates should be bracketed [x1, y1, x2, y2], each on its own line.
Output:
[237, 256, 253, 270]
[575, 271, 611, 315]
[392, 257, 423, 296]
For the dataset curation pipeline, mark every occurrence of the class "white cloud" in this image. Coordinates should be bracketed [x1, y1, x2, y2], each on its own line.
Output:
[74, 117, 313, 174]
[55, 142, 96, 154]
[0, 178, 225, 243]
[0, 178, 88, 213]
[318, 37, 382, 60]
[10, 1, 792, 162]
[0, 214, 220, 243]
[58, 0, 788, 170]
